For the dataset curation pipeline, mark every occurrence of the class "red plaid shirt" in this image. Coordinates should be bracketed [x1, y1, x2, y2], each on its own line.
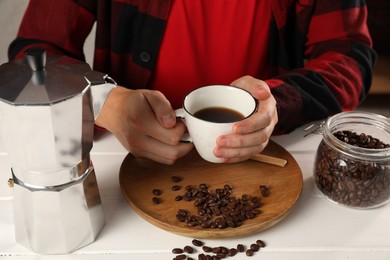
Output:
[9, 0, 375, 133]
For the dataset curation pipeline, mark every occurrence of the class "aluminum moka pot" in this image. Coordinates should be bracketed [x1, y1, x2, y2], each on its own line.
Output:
[0, 48, 116, 254]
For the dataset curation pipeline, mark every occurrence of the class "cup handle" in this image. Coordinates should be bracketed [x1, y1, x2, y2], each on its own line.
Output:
[175, 108, 192, 143]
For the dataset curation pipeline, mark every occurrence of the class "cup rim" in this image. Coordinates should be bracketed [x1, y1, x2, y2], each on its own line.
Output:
[182, 84, 258, 124]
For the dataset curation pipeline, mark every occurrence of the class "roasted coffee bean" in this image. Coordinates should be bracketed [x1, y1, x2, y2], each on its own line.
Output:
[183, 195, 192, 201]
[199, 183, 209, 189]
[172, 185, 182, 191]
[246, 249, 254, 256]
[152, 197, 161, 204]
[178, 209, 189, 215]
[226, 219, 236, 228]
[176, 214, 185, 222]
[192, 239, 204, 247]
[242, 194, 250, 201]
[256, 239, 266, 247]
[250, 243, 260, 251]
[211, 247, 221, 253]
[219, 246, 228, 254]
[259, 185, 270, 197]
[171, 176, 183, 183]
[202, 246, 212, 252]
[228, 248, 237, 256]
[237, 244, 245, 252]
[175, 195, 183, 201]
[172, 248, 184, 254]
[224, 184, 233, 190]
[184, 245, 194, 253]
[174, 254, 186, 259]
[215, 252, 226, 258]
[201, 221, 211, 228]
[152, 189, 162, 196]
[198, 254, 206, 260]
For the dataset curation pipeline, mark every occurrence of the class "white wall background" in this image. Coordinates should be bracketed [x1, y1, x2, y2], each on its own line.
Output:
[0, 0, 28, 64]
[0, 0, 95, 65]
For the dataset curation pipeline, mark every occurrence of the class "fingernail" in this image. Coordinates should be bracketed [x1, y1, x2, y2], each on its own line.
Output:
[217, 136, 228, 146]
[162, 114, 175, 126]
[213, 147, 223, 157]
[234, 125, 244, 134]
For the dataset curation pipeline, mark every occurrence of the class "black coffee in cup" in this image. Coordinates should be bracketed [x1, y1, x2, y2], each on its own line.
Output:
[193, 107, 245, 123]
[177, 85, 257, 163]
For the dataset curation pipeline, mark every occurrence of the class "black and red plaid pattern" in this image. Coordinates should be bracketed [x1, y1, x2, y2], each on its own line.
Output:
[8, 0, 376, 133]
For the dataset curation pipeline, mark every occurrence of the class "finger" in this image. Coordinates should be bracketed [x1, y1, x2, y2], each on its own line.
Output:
[216, 128, 269, 149]
[135, 91, 186, 145]
[145, 118, 188, 146]
[232, 91, 277, 135]
[214, 141, 269, 163]
[234, 107, 275, 135]
[114, 118, 193, 164]
[230, 75, 271, 100]
[143, 90, 176, 128]
[222, 156, 250, 164]
[131, 137, 194, 165]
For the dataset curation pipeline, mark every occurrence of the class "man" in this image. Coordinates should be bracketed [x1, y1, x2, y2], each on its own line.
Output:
[9, 0, 376, 164]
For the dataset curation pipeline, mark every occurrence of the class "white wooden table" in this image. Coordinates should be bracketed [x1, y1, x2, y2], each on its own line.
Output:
[1, 123, 389, 260]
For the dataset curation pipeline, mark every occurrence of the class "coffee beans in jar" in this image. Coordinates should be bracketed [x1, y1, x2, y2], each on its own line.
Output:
[314, 111, 390, 208]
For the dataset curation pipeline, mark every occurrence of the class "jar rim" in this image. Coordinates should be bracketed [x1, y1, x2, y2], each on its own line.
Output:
[323, 111, 390, 161]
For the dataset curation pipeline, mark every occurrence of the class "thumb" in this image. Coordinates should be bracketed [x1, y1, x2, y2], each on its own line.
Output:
[254, 81, 272, 101]
[144, 90, 176, 128]
[230, 76, 271, 101]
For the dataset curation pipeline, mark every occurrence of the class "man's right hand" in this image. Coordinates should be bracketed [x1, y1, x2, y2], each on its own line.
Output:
[95, 86, 194, 165]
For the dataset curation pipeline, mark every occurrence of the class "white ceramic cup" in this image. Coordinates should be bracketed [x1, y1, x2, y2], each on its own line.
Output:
[176, 85, 258, 163]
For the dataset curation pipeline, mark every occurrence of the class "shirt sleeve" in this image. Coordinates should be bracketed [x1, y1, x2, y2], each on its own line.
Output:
[8, 0, 96, 62]
[266, 1, 376, 134]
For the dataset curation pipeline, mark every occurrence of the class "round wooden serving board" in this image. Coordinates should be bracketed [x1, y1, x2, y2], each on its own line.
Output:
[119, 140, 302, 238]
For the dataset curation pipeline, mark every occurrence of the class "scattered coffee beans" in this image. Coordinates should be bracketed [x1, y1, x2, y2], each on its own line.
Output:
[172, 238, 266, 259]
[153, 176, 272, 259]
[315, 130, 390, 208]
[175, 184, 263, 229]
[152, 175, 272, 230]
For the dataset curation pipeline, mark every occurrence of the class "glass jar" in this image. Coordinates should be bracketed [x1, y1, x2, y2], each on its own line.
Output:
[314, 111, 390, 209]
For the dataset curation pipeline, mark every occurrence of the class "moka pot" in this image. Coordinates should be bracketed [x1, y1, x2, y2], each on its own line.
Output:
[0, 47, 116, 254]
